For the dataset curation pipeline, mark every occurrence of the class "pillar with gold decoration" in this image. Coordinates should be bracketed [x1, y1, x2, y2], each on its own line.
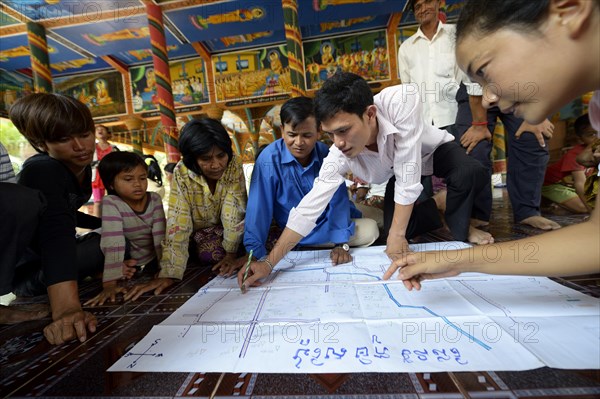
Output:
[26, 22, 52, 93]
[282, 0, 306, 97]
[146, 3, 180, 163]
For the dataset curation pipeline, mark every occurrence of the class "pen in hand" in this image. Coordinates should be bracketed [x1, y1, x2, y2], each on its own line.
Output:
[241, 249, 253, 294]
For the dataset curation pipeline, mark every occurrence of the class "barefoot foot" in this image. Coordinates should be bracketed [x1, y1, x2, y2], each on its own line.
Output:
[0, 303, 49, 325]
[520, 215, 561, 230]
[468, 226, 494, 245]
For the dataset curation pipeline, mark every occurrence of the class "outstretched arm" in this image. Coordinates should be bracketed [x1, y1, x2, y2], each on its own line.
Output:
[384, 202, 414, 260]
[237, 227, 304, 289]
[394, 195, 600, 289]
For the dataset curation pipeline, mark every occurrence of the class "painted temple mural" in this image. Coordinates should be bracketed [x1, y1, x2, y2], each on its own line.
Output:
[0, 71, 33, 115]
[129, 58, 209, 113]
[303, 30, 389, 90]
[212, 44, 292, 103]
[54, 70, 126, 118]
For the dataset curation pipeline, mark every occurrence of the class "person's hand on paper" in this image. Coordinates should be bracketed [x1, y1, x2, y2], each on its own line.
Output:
[330, 246, 352, 265]
[237, 260, 271, 291]
[389, 250, 464, 290]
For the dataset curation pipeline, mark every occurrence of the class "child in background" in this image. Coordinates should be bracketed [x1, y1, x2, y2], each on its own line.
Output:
[579, 137, 600, 210]
[92, 125, 116, 216]
[85, 152, 165, 306]
[542, 114, 597, 213]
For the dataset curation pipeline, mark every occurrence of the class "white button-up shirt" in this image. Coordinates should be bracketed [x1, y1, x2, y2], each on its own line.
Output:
[286, 84, 454, 237]
[398, 22, 460, 128]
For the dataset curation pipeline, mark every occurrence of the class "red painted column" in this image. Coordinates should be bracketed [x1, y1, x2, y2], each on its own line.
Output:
[146, 3, 180, 163]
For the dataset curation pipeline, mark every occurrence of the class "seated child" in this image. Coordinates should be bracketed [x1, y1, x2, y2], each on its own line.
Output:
[542, 114, 597, 213]
[85, 152, 165, 306]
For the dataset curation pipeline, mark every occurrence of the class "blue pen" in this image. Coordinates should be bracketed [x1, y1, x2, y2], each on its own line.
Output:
[241, 249, 253, 293]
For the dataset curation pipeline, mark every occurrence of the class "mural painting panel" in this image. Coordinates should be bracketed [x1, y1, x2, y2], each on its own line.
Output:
[0, 70, 33, 116]
[130, 58, 209, 113]
[54, 70, 126, 118]
[303, 30, 390, 90]
[212, 44, 291, 103]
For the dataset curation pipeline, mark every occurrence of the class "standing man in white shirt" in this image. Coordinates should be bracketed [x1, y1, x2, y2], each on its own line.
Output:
[396, 0, 494, 241]
[398, 0, 458, 131]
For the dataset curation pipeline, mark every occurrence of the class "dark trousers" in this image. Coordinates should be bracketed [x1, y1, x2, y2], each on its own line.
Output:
[455, 85, 549, 222]
[0, 183, 104, 297]
[383, 140, 488, 242]
[0, 183, 45, 296]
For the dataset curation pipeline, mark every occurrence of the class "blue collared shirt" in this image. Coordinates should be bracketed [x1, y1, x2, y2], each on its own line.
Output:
[244, 138, 360, 259]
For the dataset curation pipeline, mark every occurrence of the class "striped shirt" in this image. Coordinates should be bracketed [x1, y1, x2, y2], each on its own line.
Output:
[0, 142, 16, 183]
[100, 192, 166, 282]
[287, 84, 454, 237]
[159, 156, 247, 280]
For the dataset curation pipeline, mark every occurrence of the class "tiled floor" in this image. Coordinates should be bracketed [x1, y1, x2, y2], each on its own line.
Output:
[1, 188, 599, 398]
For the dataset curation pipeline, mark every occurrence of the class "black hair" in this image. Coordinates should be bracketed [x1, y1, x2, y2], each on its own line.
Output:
[143, 154, 163, 186]
[456, 0, 552, 44]
[164, 162, 177, 174]
[280, 96, 316, 130]
[98, 151, 147, 195]
[9, 93, 94, 153]
[178, 118, 233, 176]
[574, 114, 592, 137]
[256, 144, 269, 159]
[96, 124, 110, 134]
[314, 72, 373, 123]
[409, 0, 438, 13]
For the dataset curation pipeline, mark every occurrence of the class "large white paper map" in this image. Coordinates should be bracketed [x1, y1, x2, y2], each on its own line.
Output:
[109, 243, 600, 373]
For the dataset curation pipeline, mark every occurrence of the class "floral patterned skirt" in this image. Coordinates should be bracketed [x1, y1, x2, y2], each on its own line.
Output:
[191, 223, 282, 265]
[191, 225, 227, 265]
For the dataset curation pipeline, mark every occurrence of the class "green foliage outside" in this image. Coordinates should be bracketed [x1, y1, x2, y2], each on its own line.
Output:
[0, 117, 34, 174]
[0, 117, 23, 150]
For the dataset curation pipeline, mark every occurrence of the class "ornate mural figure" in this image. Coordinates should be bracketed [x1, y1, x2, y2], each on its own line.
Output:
[51, 58, 95, 73]
[320, 17, 374, 32]
[313, 0, 381, 11]
[191, 7, 265, 29]
[94, 79, 113, 105]
[83, 27, 150, 46]
[0, 45, 55, 62]
[221, 31, 273, 47]
[268, 50, 284, 75]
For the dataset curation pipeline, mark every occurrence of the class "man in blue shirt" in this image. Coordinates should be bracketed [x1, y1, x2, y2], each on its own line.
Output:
[244, 97, 378, 265]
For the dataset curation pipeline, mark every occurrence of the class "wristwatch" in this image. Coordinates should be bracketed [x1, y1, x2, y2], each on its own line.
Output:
[335, 243, 350, 252]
